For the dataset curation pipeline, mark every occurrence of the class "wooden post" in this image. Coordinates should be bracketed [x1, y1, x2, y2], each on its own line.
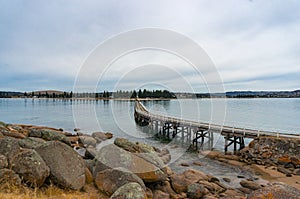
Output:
[210, 132, 214, 149]
[233, 136, 237, 152]
[154, 120, 158, 133]
[240, 137, 245, 150]
[224, 136, 228, 153]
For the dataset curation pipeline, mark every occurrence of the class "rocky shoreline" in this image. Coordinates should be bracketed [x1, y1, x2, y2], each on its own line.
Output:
[0, 121, 299, 199]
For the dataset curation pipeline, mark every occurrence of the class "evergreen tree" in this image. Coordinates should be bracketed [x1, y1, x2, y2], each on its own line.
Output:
[138, 89, 142, 98]
[131, 90, 137, 98]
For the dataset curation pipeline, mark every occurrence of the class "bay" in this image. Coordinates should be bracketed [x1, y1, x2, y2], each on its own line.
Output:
[0, 98, 299, 138]
[1, 97, 299, 187]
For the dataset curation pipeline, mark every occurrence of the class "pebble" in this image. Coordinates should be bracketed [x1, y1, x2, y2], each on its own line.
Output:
[180, 163, 190, 167]
[222, 178, 231, 183]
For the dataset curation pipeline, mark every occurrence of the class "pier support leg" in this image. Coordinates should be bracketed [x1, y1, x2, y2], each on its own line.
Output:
[239, 137, 245, 150]
[234, 136, 237, 152]
[224, 136, 229, 153]
[209, 132, 214, 149]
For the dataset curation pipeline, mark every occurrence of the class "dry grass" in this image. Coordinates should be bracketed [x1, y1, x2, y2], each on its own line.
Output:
[0, 182, 103, 199]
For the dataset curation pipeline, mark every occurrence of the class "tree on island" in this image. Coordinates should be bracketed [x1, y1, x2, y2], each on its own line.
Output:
[131, 90, 137, 98]
[103, 91, 110, 98]
[138, 89, 142, 98]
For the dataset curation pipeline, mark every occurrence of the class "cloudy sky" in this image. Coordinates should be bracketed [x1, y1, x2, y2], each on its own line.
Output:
[1, 0, 299, 92]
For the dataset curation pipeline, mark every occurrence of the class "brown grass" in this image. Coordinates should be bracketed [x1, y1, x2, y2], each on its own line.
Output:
[0, 182, 105, 199]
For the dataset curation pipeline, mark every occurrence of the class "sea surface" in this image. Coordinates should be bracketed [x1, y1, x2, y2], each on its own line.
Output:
[1, 98, 298, 136]
[0, 98, 299, 186]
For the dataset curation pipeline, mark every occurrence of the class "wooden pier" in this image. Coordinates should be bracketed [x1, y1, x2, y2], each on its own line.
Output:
[134, 100, 299, 152]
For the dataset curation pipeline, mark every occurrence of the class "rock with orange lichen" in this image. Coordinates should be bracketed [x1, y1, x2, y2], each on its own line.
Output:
[278, 155, 291, 165]
[247, 183, 300, 199]
[170, 169, 209, 194]
[291, 156, 300, 167]
[95, 168, 145, 196]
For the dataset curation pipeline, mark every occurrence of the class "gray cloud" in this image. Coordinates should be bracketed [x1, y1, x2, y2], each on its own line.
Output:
[0, 0, 299, 92]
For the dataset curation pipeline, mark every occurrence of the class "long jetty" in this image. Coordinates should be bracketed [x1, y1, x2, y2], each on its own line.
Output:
[134, 99, 299, 152]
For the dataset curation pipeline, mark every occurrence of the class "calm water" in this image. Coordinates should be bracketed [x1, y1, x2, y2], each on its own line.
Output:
[1, 98, 299, 135]
[1, 97, 299, 153]
[0, 98, 299, 185]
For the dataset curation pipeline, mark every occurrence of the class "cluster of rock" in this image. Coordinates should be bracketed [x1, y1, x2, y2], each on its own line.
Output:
[0, 122, 99, 189]
[247, 182, 300, 199]
[0, 121, 241, 198]
[1, 121, 300, 198]
[90, 137, 248, 199]
[238, 136, 300, 176]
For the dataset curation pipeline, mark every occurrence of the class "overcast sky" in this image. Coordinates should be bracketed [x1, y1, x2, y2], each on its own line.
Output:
[0, 0, 299, 92]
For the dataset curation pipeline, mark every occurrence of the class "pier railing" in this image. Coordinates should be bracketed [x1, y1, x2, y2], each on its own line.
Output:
[134, 99, 299, 152]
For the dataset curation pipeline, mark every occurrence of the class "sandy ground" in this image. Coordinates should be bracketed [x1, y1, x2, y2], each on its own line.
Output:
[223, 157, 300, 190]
[250, 164, 300, 190]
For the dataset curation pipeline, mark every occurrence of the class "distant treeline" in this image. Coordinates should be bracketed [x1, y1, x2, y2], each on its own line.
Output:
[112, 89, 176, 99]
[0, 92, 23, 98]
[0, 89, 176, 99]
[1, 89, 300, 99]
[24, 91, 73, 98]
[224, 90, 300, 98]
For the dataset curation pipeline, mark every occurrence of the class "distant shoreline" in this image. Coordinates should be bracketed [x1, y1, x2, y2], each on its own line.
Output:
[1, 96, 300, 100]
[1, 89, 300, 99]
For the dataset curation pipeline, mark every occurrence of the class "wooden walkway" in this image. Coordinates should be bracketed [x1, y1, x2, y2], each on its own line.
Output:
[134, 100, 299, 152]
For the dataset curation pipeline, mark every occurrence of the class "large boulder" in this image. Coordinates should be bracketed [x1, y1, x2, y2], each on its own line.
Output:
[11, 149, 50, 187]
[18, 137, 46, 149]
[151, 180, 179, 198]
[92, 132, 113, 142]
[0, 137, 22, 165]
[187, 183, 206, 199]
[79, 135, 97, 147]
[35, 141, 85, 190]
[248, 183, 300, 199]
[95, 168, 146, 196]
[94, 144, 167, 183]
[170, 169, 209, 194]
[110, 182, 147, 199]
[114, 138, 155, 153]
[240, 180, 261, 190]
[29, 129, 70, 145]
